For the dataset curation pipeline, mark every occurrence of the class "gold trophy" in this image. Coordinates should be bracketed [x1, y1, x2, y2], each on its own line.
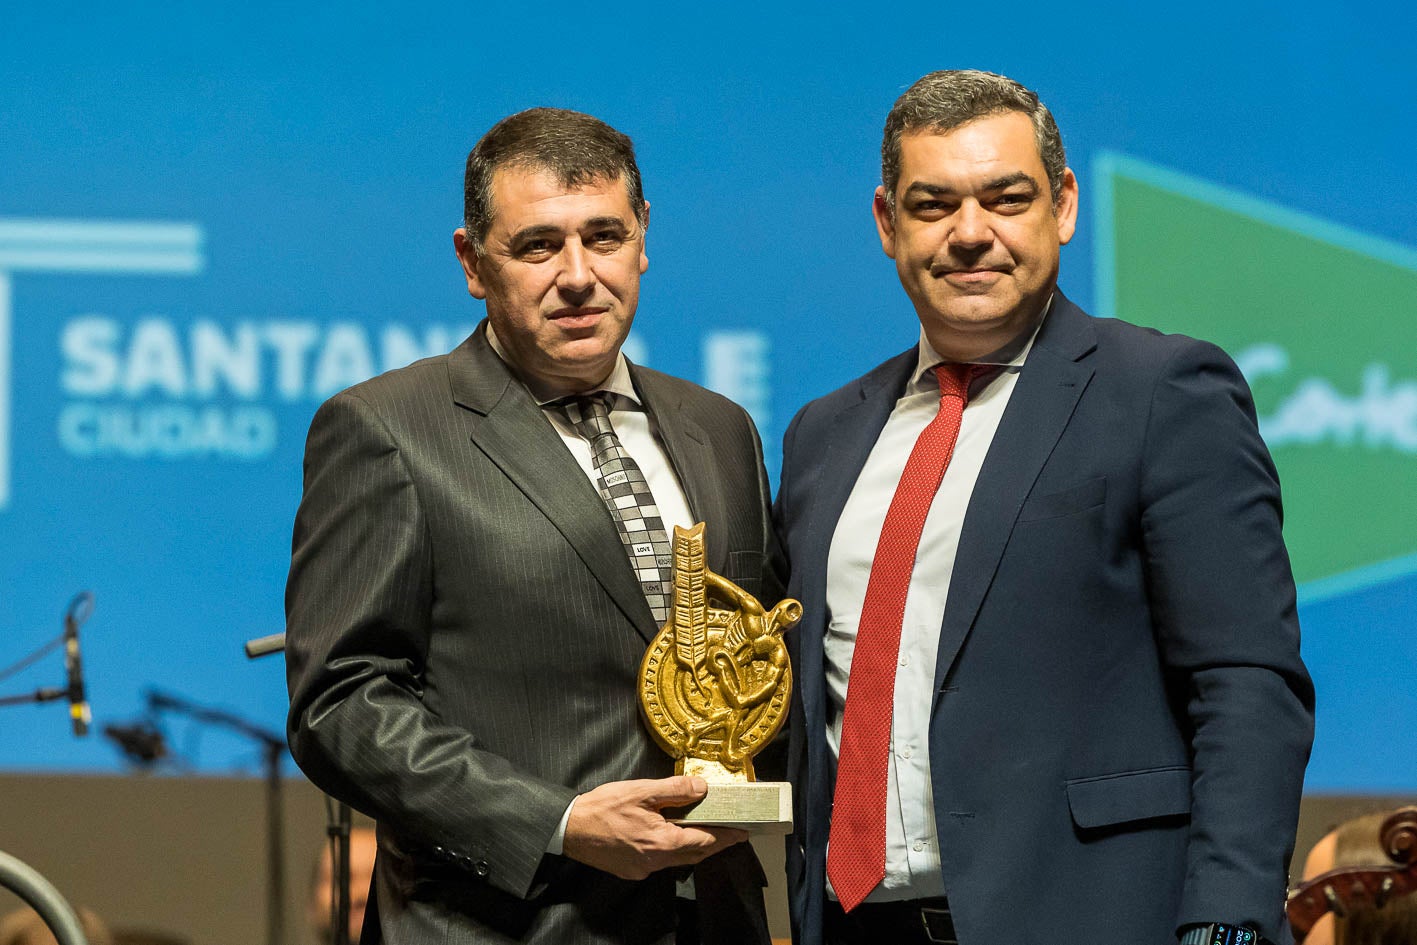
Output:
[639, 523, 801, 833]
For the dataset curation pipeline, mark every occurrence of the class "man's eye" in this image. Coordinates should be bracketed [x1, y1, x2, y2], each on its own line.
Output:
[517, 240, 556, 258]
[587, 231, 626, 251]
[993, 193, 1032, 209]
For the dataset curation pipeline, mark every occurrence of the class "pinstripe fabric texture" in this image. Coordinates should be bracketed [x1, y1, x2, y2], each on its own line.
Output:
[286, 323, 780, 945]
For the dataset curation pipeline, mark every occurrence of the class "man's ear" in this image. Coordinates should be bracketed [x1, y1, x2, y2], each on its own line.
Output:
[1054, 167, 1079, 246]
[871, 186, 898, 259]
[453, 228, 488, 300]
[638, 201, 650, 274]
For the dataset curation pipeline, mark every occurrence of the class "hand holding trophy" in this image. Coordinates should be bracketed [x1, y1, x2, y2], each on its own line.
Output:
[639, 523, 801, 832]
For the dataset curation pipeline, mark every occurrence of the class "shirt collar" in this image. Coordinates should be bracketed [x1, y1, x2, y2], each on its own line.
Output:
[485, 323, 641, 408]
[908, 293, 1052, 390]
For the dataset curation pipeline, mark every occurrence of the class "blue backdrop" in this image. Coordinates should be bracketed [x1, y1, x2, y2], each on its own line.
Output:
[1, 1, 1413, 790]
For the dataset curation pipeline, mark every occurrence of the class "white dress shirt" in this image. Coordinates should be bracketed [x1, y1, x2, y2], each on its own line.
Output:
[485, 326, 693, 860]
[823, 306, 1045, 902]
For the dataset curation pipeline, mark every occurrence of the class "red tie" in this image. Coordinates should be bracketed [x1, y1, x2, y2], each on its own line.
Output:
[827, 362, 981, 912]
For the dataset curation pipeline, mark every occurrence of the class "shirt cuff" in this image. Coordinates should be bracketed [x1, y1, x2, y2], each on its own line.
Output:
[546, 795, 577, 855]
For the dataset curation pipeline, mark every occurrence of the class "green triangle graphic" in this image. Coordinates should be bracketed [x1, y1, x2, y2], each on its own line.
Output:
[1094, 153, 1417, 592]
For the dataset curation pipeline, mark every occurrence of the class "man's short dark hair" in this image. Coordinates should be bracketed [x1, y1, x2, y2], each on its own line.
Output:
[881, 70, 1067, 212]
[463, 107, 647, 251]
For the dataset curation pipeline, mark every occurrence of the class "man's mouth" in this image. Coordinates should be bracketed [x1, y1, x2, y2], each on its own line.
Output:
[548, 307, 606, 327]
[937, 267, 1007, 284]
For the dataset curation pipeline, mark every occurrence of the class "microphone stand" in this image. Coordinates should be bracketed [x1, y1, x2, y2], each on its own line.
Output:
[0, 594, 98, 943]
[0, 685, 71, 708]
[0, 592, 93, 723]
[244, 633, 355, 945]
[144, 689, 288, 945]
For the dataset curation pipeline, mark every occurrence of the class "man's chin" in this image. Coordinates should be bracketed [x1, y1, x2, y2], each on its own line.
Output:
[926, 301, 1019, 333]
[537, 345, 620, 390]
[553, 335, 621, 363]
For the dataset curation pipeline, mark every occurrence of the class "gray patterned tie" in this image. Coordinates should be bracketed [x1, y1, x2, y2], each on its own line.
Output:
[562, 393, 675, 624]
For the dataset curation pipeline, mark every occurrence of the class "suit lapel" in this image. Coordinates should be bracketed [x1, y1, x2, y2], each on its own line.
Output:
[632, 366, 733, 577]
[931, 296, 1098, 701]
[448, 326, 659, 641]
[797, 350, 917, 694]
[802, 352, 917, 598]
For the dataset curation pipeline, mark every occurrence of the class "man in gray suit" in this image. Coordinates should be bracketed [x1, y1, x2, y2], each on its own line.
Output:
[286, 108, 777, 945]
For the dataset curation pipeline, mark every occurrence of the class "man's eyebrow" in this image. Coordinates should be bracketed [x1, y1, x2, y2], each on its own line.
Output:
[982, 172, 1040, 193]
[582, 215, 633, 232]
[903, 181, 959, 198]
[903, 172, 1040, 198]
[508, 216, 635, 245]
[508, 223, 564, 244]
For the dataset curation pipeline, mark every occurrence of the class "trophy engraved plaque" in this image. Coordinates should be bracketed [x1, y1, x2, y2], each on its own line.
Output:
[640, 522, 801, 832]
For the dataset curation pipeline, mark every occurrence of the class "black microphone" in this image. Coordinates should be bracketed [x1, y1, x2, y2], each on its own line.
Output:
[63, 593, 93, 736]
[103, 721, 168, 765]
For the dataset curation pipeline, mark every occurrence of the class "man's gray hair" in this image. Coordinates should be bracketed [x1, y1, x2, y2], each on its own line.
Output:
[463, 107, 647, 251]
[881, 70, 1067, 212]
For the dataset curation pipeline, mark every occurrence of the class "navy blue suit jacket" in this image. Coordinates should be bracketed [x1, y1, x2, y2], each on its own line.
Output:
[775, 294, 1314, 945]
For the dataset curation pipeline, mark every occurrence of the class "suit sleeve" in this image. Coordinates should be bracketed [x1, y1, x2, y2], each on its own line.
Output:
[771, 404, 803, 588]
[746, 401, 793, 788]
[1138, 340, 1315, 943]
[748, 404, 788, 609]
[284, 390, 575, 899]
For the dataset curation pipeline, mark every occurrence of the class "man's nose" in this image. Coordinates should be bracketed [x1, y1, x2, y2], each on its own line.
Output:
[949, 200, 993, 250]
[557, 241, 596, 295]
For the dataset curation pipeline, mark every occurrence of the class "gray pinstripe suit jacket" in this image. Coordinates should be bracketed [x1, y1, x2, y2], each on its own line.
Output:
[286, 323, 778, 944]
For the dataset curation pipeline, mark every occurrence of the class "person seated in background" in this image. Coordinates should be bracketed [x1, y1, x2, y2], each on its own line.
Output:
[307, 825, 378, 945]
[1300, 809, 1417, 945]
[0, 906, 113, 945]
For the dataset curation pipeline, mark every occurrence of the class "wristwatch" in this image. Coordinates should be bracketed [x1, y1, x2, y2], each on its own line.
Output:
[1178, 923, 1262, 945]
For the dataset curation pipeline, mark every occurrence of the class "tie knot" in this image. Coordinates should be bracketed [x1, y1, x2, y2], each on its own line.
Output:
[931, 363, 984, 403]
[561, 393, 616, 441]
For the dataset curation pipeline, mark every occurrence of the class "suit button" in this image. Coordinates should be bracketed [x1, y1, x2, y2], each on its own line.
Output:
[474, 860, 490, 878]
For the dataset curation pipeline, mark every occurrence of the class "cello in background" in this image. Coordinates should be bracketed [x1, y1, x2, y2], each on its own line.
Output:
[1288, 807, 1417, 944]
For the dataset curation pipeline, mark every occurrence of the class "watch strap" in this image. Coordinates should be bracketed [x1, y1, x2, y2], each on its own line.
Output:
[1179, 923, 1261, 945]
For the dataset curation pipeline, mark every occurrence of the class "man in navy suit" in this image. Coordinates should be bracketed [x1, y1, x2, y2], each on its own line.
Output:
[776, 70, 1314, 945]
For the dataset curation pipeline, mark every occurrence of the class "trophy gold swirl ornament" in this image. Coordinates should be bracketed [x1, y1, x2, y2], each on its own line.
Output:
[639, 522, 801, 833]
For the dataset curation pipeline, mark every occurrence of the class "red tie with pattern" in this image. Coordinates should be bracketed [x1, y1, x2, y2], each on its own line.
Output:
[827, 362, 981, 912]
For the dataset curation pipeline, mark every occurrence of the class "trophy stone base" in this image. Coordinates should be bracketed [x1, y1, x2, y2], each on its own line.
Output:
[665, 781, 793, 834]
